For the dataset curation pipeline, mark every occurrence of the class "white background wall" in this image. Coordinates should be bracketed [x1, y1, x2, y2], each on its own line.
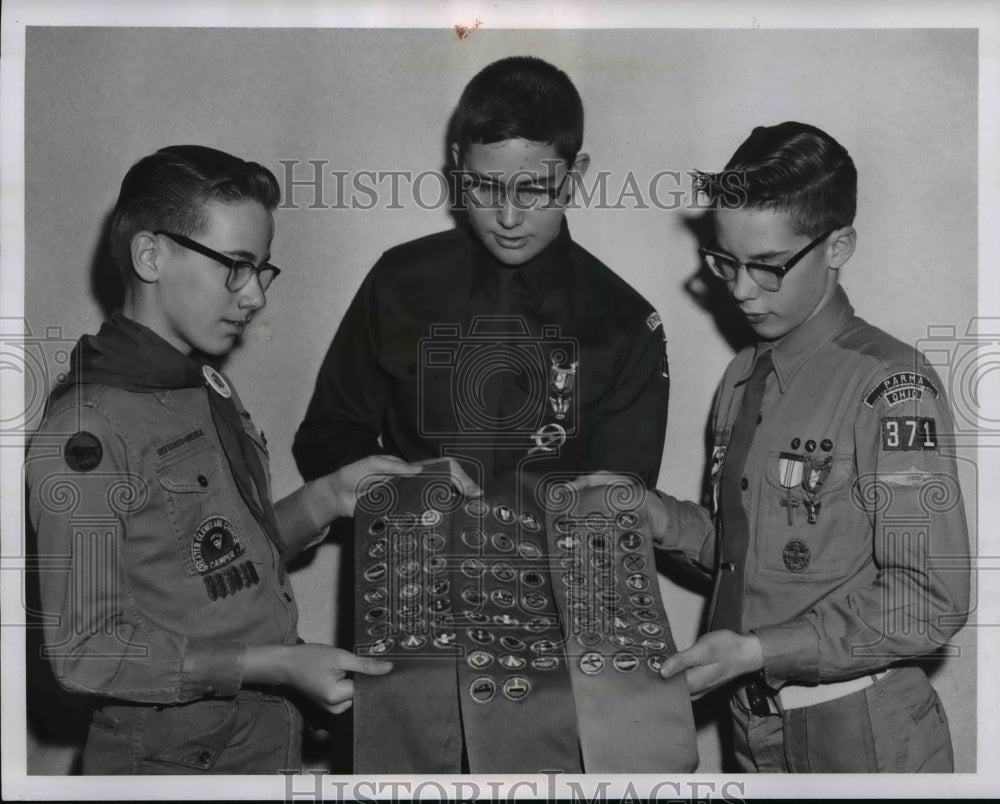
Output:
[21, 26, 977, 774]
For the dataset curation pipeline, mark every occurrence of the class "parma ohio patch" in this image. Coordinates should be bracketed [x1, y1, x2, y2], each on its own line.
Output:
[191, 516, 245, 574]
[64, 431, 103, 472]
[864, 371, 939, 408]
[881, 417, 938, 451]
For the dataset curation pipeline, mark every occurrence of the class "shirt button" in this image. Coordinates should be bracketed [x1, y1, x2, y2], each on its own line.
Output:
[197, 474, 208, 487]
[722, 561, 736, 571]
[741, 477, 748, 491]
[198, 750, 212, 765]
[284, 591, 293, 602]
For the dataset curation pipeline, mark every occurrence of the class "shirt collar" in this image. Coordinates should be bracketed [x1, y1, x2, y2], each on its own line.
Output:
[469, 218, 572, 306]
[735, 285, 855, 391]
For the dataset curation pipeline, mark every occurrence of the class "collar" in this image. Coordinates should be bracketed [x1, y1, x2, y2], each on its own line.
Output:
[735, 285, 855, 392]
[469, 218, 572, 306]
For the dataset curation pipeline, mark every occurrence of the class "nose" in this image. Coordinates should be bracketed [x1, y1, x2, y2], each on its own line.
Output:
[238, 272, 267, 312]
[729, 264, 760, 304]
[496, 194, 524, 230]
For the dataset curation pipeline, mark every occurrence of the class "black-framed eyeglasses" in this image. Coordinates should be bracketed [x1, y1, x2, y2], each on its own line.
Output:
[698, 228, 837, 292]
[154, 231, 281, 292]
[458, 160, 572, 210]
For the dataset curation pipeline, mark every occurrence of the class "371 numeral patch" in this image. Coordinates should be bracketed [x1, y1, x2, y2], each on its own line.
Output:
[881, 417, 937, 451]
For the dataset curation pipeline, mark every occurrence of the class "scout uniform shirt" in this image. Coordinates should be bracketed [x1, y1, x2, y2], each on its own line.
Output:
[26, 320, 321, 705]
[654, 286, 970, 688]
[293, 221, 670, 485]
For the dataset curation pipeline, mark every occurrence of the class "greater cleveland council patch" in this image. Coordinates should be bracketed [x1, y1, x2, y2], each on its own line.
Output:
[191, 516, 244, 575]
[64, 431, 103, 472]
[864, 372, 939, 408]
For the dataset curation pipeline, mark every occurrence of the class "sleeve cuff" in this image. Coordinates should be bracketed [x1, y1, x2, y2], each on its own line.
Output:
[180, 640, 245, 699]
[274, 485, 326, 553]
[751, 619, 821, 688]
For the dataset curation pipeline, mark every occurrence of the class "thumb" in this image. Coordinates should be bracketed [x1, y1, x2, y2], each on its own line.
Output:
[340, 653, 395, 676]
[659, 647, 698, 680]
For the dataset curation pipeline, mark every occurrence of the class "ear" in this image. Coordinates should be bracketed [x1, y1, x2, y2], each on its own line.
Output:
[828, 225, 856, 270]
[131, 231, 161, 284]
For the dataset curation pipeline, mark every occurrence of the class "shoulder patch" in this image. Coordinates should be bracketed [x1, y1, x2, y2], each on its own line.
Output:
[864, 372, 939, 408]
[64, 431, 103, 472]
[646, 311, 663, 332]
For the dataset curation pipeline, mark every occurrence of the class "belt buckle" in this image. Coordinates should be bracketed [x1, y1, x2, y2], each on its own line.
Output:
[744, 678, 774, 717]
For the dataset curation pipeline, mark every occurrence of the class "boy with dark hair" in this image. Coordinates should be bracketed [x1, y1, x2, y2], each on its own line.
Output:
[25, 145, 470, 774]
[294, 56, 670, 488]
[578, 121, 970, 772]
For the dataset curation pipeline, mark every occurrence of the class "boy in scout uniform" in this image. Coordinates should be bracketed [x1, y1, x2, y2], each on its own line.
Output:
[24, 145, 465, 774]
[578, 122, 970, 771]
[294, 56, 670, 488]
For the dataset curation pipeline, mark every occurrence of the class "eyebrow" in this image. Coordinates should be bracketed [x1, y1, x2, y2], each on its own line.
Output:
[224, 248, 271, 265]
[714, 241, 793, 262]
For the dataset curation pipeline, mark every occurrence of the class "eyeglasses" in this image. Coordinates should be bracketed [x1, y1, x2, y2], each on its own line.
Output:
[154, 231, 281, 292]
[458, 162, 571, 210]
[698, 228, 837, 292]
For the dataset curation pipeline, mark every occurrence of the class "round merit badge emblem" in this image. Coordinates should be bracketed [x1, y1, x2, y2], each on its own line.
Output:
[191, 516, 243, 575]
[470, 677, 496, 704]
[64, 431, 103, 472]
[782, 540, 811, 573]
[201, 364, 232, 398]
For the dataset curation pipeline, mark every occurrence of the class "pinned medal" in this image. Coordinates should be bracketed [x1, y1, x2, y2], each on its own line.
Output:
[801, 455, 831, 525]
[201, 365, 232, 398]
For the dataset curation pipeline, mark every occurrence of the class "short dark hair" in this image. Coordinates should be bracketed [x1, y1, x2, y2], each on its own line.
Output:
[109, 145, 280, 275]
[452, 56, 584, 163]
[695, 122, 857, 237]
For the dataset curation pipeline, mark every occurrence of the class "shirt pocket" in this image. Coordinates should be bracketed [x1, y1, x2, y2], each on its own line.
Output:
[759, 450, 855, 579]
[155, 445, 250, 578]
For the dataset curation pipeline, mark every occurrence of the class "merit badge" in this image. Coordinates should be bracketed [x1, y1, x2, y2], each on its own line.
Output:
[423, 532, 446, 551]
[420, 509, 443, 527]
[622, 554, 647, 573]
[518, 542, 543, 559]
[782, 540, 811, 573]
[368, 518, 386, 536]
[433, 632, 457, 649]
[461, 527, 486, 548]
[613, 653, 639, 673]
[400, 582, 421, 600]
[577, 631, 603, 648]
[429, 579, 449, 596]
[367, 539, 388, 559]
[467, 650, 494, 669]
[491, 532, 514, 552]
[500, 654, 526, 670]
[548, 352, 577, 421]
[520, 511, 541, 531]
[493, 504, 515, 525]
[647, 655, 666, 673]
[531, 656, 559, 671]
[201, 365, 232, 398]
[364, 587, 387, 604]
[864, 371, 939, 408]
[63, 431, 103, 473]
[530, 638, 558, 655]
[619, 532, 643, 551]
[465, 498, 489, 517]
[642, 638, 667, 651]
[579, 652, 605, 675]
[368, 637, 393, 655]
[424, 555, 447, 574]
[461, 558, 486, 578]
[469, 677, 496, 704]
[462, 586, 487, 606]
[465, 610, 490, 625]
[630, 592, 655, 607]
[500, 635, 525, 652]
[491, 589, 515, 608]
[431, 598, 451, 614]
[491, 561, 516, 583]
[522, 592, 549, 611]
[520, 570, 545, 587]
[401, 634, 426, 650]
[191, 516, 244, 575]
[611, 634, 635, 648]
[467, 628, 495, 645]
[524, 617, 553, 633]
[493, 613, 520, 626]
[626, 573, 650, 592]
[502, 675, 531, 702]
[617, 511, 640, 529]
[363, 562, 387, 583]
[638, 622, 664, 637]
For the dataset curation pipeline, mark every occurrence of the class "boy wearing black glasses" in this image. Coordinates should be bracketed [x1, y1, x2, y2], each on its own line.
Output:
[23, 145, 479, 773]
[578, 122, 970, 771]
[294, 56, 670, 489]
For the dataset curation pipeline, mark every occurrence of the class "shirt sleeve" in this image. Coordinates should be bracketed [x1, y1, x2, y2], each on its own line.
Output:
[753, 362, 971, 687]
[293, 264, 389, 481]
[650, 489, 716, 582]
[583, 315, 670, 486]
[28, 403, 245, 704]
[273, 484, 326, 557]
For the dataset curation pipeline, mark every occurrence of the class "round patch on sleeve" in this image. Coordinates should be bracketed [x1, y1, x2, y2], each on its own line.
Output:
[64, 431, 103, 473]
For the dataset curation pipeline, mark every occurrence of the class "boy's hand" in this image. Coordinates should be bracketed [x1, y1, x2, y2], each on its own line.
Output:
[414, 456, 482, 498]
[281, 644, 393, 715]
[659, 630, 764, 699]
[565, 472, 667, 540]
[318, 455, 421, 521]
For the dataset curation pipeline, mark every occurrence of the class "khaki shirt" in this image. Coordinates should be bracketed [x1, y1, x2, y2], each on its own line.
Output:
[27, 377, 321, 704]
[655, 287, 970, 688]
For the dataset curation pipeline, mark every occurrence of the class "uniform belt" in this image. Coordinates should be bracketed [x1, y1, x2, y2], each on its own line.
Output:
[735, 669, 893, 715]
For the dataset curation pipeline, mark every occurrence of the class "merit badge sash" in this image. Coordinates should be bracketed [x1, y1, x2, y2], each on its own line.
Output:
[546, 484, 698, 773]
[353, 464, 696, 773]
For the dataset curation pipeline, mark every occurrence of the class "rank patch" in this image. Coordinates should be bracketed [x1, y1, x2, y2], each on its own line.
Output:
[864, 372, 939, 408]
[782, 540, 811, 573]
[881, 417, 938, 451]
[64, 431, 103, 472]
[191, 516, 244, 574]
